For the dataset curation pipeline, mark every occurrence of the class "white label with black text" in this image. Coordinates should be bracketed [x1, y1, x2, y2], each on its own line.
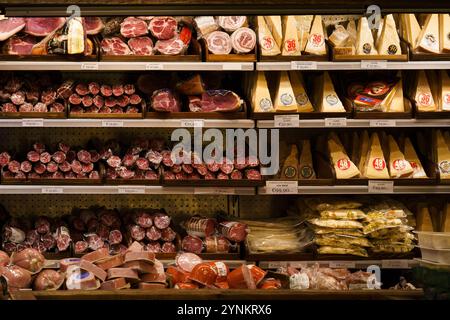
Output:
[329, 261, 356, 268]
[325, 118, 347, 127]
[222, 63, 243, 71]
[368, 180, 394, 193]
[291, 61, 317, 70]
[268, 261, 288, 269]
[145, 63, 163, 70]
[41, 187, 63, 194]
[266, 181, 298, 194]
[274, 115, 299, 128]
[118, 187, 145, 194]
[194, 188, 234, 195]
[102, 120, 124, 127]
[181, 119, 204, 128]
[382, 260, 409, 269]
[81, 63, 99, 70]
[370, 120, 396, 127]
[361, 60, 387, 69]
[22, 119, 44, 127]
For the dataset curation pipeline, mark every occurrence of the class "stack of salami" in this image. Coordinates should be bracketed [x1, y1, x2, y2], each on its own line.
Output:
[181, 215, 248, 254]
[0, 142, 101, 181]
[101, 16, 192, 56]
[68, 81, 144, 114]
[1, 215, 71, 254]
[0, 73, 65, 113]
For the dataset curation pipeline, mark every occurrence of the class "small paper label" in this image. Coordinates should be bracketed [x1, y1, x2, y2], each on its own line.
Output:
[289, 261, 307, 269]
[368, 180, 394, 193]
[291, 61, 317, 70]
[102, 120, 124, 127]
[274, 115, 299, 128]
[382, 260, 409, 269]
[81, 63, 99, 70]
[181, 119, 204, 128]
[22, 119, 44, 127]
[145, 63, 163, 70]
[268, 261, 288, 269]
[266, 181, 298, 194]
[329, 261, 356, 268]
[325, 118, 347, 127]
[370, 120, 396, 127]
[222, 63, 243, 71]
[361, 60, 387, 69]
[41, 187, 63, 194]
[194, 188, 234, 195]
[118, 187, 145, 194]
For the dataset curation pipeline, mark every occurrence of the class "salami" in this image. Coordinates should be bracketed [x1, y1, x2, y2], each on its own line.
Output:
[108, 230, 123, 245]
[87, 234, 104, 251]
[230, 27, 256, 53]
[145, 226, 161, 241]
[0, 151, 11, 167]
[77, 150, 92, 164]
[28, 150, 42, 162]
[145, 241, 161, 253]
[20, 160, 32, 173]
[129, 225, 145, 241]
[183, 216, 216, 238]
[55, 226, 71, 252]
[88, 82, 100, 95]
[39, 152, 51, 164]
[218, 221, 248, 242]
[160, 227, 177, 242]
[181, 235, 203, 254]
[46, 161, 58, 173]
[74, 240, 89, 254]
[161, 242, 176, 253]
[153, 213, 171, 229]
[134, 211, 153, 228]
[205, 235, 231, 253]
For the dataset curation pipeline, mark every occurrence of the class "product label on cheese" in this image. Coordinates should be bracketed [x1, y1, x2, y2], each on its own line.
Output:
[280, 93, 294, 105]
[372, 158, 386, 171]
[326, 94, 339, 106]
[337, 159, 351, 170]
[439, 160, 450, 173]
[310, 33, 325, 47]
[423, 33, 439, 51]
[392, 159, 407, 171]
[284, 39, 298, 53]
[299, 165, 314, 179]
[261, 36, 275, 50]
[296, 93, 309, 106]
[417, 93, 433, 107]
[259, 98, 273, 112]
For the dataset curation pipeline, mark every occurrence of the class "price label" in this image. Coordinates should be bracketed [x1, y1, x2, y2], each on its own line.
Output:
[368, 180, 394, 193]
[329, 261, 356, 268]
[102, 120, 124, 127]
[274, 115, 299, 128]
[361, 60, 387, 69]
[145, 63, 163, 70]
[268, 261, 288, 269]
[22, 118, 44, 127]
[194, 188, 234, 195]
[81, 63, 99, 70]
[41, 187, 63, 194]
[325, 118, 347, 127]
[181, 119, 204, 128]
[291, 61, 317, 70]
[222, 63, 243, 71]
[266, 181, 298, 194]
[382, 260, 409, 269]
[289, 261, 307, 269]
[370, 120, 396, 127]
[118, 187, 145, 194]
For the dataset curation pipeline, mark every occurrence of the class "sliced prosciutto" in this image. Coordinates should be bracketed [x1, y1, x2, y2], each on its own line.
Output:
[148, 16, 177, 40]
[128, 36, 153, 55]
[83, 17, 104, 35]
[200, 90, 241, 112]
[4, 35, 37, 55]
[0, 17, 26, 41]
[101, 37, 132, 55]
[24, 18, 66, 37]
[154, 37, 185, 55]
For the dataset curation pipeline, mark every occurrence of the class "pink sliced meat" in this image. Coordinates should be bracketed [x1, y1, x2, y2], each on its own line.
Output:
[11, 91, 25, 105]
[46, 161, 58, 173]
[27, 151, 40, 162]
[49, 102, 65, 113]
[33, 102, 48, 112]
[0, 17, 26, 42]
[116, 95, 130, 108]
[217, 172, 229, 180]
[1, 103, 17, 112]
[75, 83, 89, 96]
[82, 95, 93, 107]
[101, 37, 132, 55]
[33, 143, 46, 153]
[89, 151, 100, 163]
[83, 17, 104, 35]
[245, 169, 261, 180]
[161, 242, 176, 253]
[41, 89, 56, 105]
[82, 162, 94, 173]
[206, 31, 232, 54]
[52, 151, 66, 164]
[136, 157, 149, 170]
[74, 240, 89, 254]
[88, 82, 100, 95]
[24, 17, 65, 37]
[69, 93, 82, 105]
[93, 95, 104, 108]
[149, 17, 177, 40]
[146, 241, 161, 253]
[112, 84, 124, 97]
[70, 160, 83, 174]
[153, 213, 171, 229]
[0, 152, 11, 167]
[128, 36, 153, 55]
[200, 90, 241, 112]
[129, 225, 145, 241]
[58, 161, 71, 172]
[20, 160, 32, 173]
[124, 84, 135, 95]
[35, 217, 51, 235]
[5, 34, 37, 55]
[33, 163, 46, 174]
[151, 89, 181, 112]
[129, 94, 142, 105]
[108, 230, 123, 245]
[146, 226, 161, 241]
[100, 85, 113, 97]
[117, 166, 135, 179]
[107, 155, 122, 168]
[87, 234, 104, 251]
[77, 150, 92, 164]
[120, 17, 148, 38]
[154, 37, 185, 55]
[55, 226, 71, 252]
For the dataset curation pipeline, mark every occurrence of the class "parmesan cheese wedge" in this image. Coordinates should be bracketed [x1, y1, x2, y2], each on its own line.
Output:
[440, 14, 450, 52]
[358, 130, 370, 173]
[346, 19, 357, 46]
[436, 130, 450, 179]
[252, 72, 274, 112]
[376, 14, 401, 55]
[364, 133, 390, 179]
[329, 24, 350, 47]
[295, 15, 314, 51]
[388, 74, 405, 112]
[315, 72, 346, 113]
[403, 14, 421, 49]
[415, 70, 437, 112]
[417, 14, 440, 54]
[388, 135, 414, 178]
[282, 16, 301, 56]
[271, 71, 297, 112]
[305, 15, 326, 55]
[257, 16, 281, 56]
[356, 17, 378, 55]
[416, 205, 435, 231]
[328, 136, 360, 179]
[374, 18, 383, 50]
[281, 144, 299, 179]
[265, 16, 283, 48]
[440, 70, 450, 111]
[298, 139, 316, 179]
[403, 137, 427, 178]
[288, 71, 313, 112]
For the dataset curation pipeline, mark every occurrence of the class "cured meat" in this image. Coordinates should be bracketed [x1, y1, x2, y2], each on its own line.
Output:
[120, 17, 148, 38]
[230, 27, 256, 53]
[200, 90, 241, 112]
[154, 37, 185, 55]
[74, 241, 88, 254]
[96, 254, 125, 270]
[0, 152, 11, 167]
[93, 95, 104, 108]
[69, 93, 82, 105]
[49, 102, 64, 113]
[148, 17, 177, 40]
[128, 36, 153, 55]
[129, 94, 142, 105]
[100, 278, 128, 290]
[151, 89, 181, 112]
[134, 211, 153, 228]
[112, 84, 124, 97]
[0, 17, 26, 41]
[1, 265, 32, 289]
[124, 84, 135, 95]
[4, 35, 37, 55]
[129, 225, 145, 241]
[206, 31, 232, 55]
[160, 227, 177, 242]
[18, 102, 33, 112]
[175, 252, 202, 273]
[205, 235, 231, 253]
[77, 150, 92, 164]
[33, 102, 47, 112]
[218, 221, 248, 242]
[245, 168, 261, 180]
[88, 82, 100, 95]
[52, 151, 66, 164]
[1, 103, 17, 112]
[80, 259, 107, 281]
[55, 226, 71, 251]
[82, 95, 93, 107]
[24, 18, 65, 37]
[153, 213, 171, 229]
[100, 84, 113, 97]
[83, 17, 104, 35]
[59, 161, 72, 172]
[101, 37, 132, 55]
[183, 216, 216, 238]
[75, 83, 89, 96]
[107, 268, 139, 281]
[145, 241, 161, 253]
[33, 269, 64, 291]
[11, 248, 45, 273]
[181, 235, 204, 254]
[8, 160, 21, 173]
[0, 251, 10, 267]
[161, 242, 176, 253]
[217, 16, 247, 33]
[87, 234, 104, 251]
[11, 91, 25, 105]
[145, 226, 161, 241]
[116, 95, 130, 108]
[103, 17, 123, 36]
[39, 152, 51, 164]
[108, 230, 123, 245]
[46, 161, 58, 173]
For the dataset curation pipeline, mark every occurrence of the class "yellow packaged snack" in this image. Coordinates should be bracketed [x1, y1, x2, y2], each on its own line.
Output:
[305, 198, 362, 211]
[363, 218, 404, 235]
[313, 227, 364, 237]
[370, 244, 414, 254]
[309, 218, 364, 229]
[317, 246, 369, 257]
[316, 234, 372, 247]
[320, 209, 367, 220]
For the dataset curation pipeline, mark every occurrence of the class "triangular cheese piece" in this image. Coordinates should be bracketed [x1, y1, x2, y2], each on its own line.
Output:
[374, 18, 384, 49]
[257, 16, 281, 56]
[440, 14, 450, 52]
[329, 24, 350, 47]
[399, 14, 407, 41]
[272, 71, 297, 112]
[264, 16, 283, 48]
[437, 130, 450, 179]
[288, 71, 313, 112]
[376, 14, 401, 55]
[316, 72, 345, 112]
[388, 135, 414, 178]
[365, 133, 390, 179]
[346, 19, 357, 45]
[417, 14, 440, 53]
[281, 16, 301, 56]
[328, 136, 360, 179]
[295, 15, 313, 52]
[358, 130, 370, 173]
[440, 70, 450, 111]
[403, 137, 427, 178]
[404, 14, 421, 49]
[415, 70, 437, 111]
[298, 139, 316, 179]
[252, 72, 274, 112]
[281, 144, 299, 179]
[305, 15, 326, 55]
[443, 203, 450, 232]
[388, 74, 405, 112]
[356, 17, 378, 55]
[416, 205, 435, 231]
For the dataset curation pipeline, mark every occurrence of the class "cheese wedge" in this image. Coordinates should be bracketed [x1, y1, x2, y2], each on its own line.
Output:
[374, 18, 384, 49]
[388, 75, 405, 112]
[252, 72, 274, 112]
[358, 130, 370, 173]
[295, 15, 314, 51]
[356, 17, 378, 55]
[416, 14, 440, 54]
[272, 71, 297, 112]
[415, 70, 437, 112]
[443, 203, 450, 232]
[282, 16, 301, 56]
[364, 133, 390, 179]
[328, 137, 360, 179]
[441, 70, 450, 111]
[346, 19, 357, 45]
[437, 130, 450, 179]
[264, 16, 283, 48]
[288, 71, 313, 112]
[403, 137, 427, 178]
[416, 205, 435, 231]
[388, 135, 414, 178]
[440, 14, 450, 52]
[257, 16, 281, 56]
[376, 14, 401, 55]
[305, 15, 326, 55]
[281, 144, 299, 179]
[298, 139, 316, 179]
[315, 72, 346, 113]
[329, 24, 350, 47]
[403, 14, 421, 49]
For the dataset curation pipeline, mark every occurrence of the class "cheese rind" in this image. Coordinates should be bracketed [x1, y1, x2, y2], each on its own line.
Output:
[272, 71, 297, 112]
[328, 136, 360, 179]
[440, 14, 450, 52]
[387, 75, 405, 112]
[295, 15, 314, 52]
[388, 135, 414, 178]
[403, 137, 427, 179]
[403, 14, 421, 49]
[288, 71, 313, 112]
[440, 70, 450, 111]
[252, 72, 274, 112]
[281, 144, 299, 180]
[257, 16, 281, 56]
[305, 15, 326, 55]
[364, 133, 390, 179]
[417, 14, 440, 54]
[282, 16, 301, 56]
[264, 16, 283, 48]
[298, 139, 316, 179]
[315, 72, 346, 113]
[376, 14, 401, 55]
[358, 130, 369, 173]
[356, 17, 378, 55]
[436, 130, 450, 179]
[415, 70, 437, 112]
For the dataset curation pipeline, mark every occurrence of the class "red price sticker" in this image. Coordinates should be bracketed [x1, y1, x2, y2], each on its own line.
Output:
[337, 159, 350, 170]
[372, 158, 386, 171]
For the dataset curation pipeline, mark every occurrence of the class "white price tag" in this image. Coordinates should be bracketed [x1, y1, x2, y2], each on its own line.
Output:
[368, 180, 394, 193]
[41, 187, 63, 194]
[265, 181, 298, 194]
[289, 261, 307, 269]
[370, 120, 396, 127]
[291, 61, 317, 70]
[22, 118, 44, 127]
[325, 117, 347, 127]
[222, 63, 243, 71]
[329, 261, 356, 269]
[81, 63, 99, 70]
[274, 115, 299, 128]
[382, 260, 409, 269]
[145, 63, 163, 70]
[361, 60, 387, 69]
[268, 261, 288, 269]
[118, 187, 145, 194]
[181, 119, 204, 128]
[102, 120, 124, 127]
[194, 188, 234, 195]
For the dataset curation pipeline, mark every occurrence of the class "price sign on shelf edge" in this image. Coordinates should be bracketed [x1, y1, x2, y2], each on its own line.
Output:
[145, 63, 163, 70]
[368, 180, 394, 193]
[291, 61, 318, 70]
[118, 187, 145, 194]
[325, 118, 347, 127]
[102, 120, 124, 127]
[41, 187, 63, 194]
[22, 119, 44, 127]
[274, 115, 299, 128]
[361, 60, 387, 69]
[81, 62, 99, 70]
[370, 119, 396, 127]
[181, 119, 204, 128]
[265, 181, 298, 194]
